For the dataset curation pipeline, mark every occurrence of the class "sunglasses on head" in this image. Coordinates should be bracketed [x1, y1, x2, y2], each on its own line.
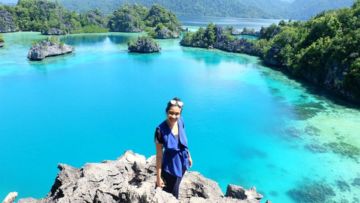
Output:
[170, 100, 184, 107]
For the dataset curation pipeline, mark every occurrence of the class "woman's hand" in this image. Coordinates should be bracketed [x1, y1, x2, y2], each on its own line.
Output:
[188, 156, 193, 167]
[156, 177, 165, 188]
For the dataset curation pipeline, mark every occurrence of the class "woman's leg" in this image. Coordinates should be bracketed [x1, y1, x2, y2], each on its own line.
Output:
[161, 171, 182, 199]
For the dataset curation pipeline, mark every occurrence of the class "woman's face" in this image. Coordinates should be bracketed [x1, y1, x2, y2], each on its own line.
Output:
[167, 106, 181, 123]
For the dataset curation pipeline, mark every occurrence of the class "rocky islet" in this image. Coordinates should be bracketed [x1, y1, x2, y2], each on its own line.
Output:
[128, 36, 161, 53]
[27, 40, 74, 61]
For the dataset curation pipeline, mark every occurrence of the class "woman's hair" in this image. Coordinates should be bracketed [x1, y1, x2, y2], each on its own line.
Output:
[165, 97, 183, 113]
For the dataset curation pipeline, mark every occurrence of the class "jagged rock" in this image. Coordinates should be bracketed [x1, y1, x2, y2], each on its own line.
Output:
[226, 184, 247, 199]
[17, 150, 262, 203]
[226, 185, 263, 201]
[240, 28, 260, 37]
[41, 28, 67, 35]
[27, 40, 74, 61]
[155, 27, 179, 39]
[263, 44, 282, 67]
[2, 192, 18, 203]
[180, 25, 260, 56]
[128, 37, 161, 53]
[0, 9, 17, 33]
[214, 38, 260, 56]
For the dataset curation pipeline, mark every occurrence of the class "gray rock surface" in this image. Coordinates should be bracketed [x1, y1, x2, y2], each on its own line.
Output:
[41, 28, 67, 35]
[0, 9, 17, 33]
[155, 27, 179, 39]
[214, 26, 261, 56]
[2, 192, 18, 203]
[27, 40, 74, 61]
[128, 37, 160, 53]
[0, 42, 3, 48]
[225, 184, 263, 201]
[17, 150, 263, 203]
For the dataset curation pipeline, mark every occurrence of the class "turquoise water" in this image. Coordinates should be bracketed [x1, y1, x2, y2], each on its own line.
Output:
[0, 32, 360, 203]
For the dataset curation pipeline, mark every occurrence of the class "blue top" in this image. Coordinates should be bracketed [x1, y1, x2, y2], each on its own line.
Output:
[155, 117, 190, 177]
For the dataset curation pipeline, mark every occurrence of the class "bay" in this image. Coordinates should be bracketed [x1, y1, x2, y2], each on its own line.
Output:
[0, 24, 359, 202]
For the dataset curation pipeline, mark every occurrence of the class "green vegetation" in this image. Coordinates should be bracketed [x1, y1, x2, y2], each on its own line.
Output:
[144, 5, 181, 38]
[108, 4, 147, 32]
[0, 1, 179, 36]
[178, 0, 360, 104]
[0, 34, 4, 43]
[58, 0, 353, 20]
[0, 0, 107, 34]
[74, 9, 108, 33]
[181, 23, 234, 48]
[254, 1, 360, 101]
[128, 36, 160, 53]
[108, 4, 181, 38]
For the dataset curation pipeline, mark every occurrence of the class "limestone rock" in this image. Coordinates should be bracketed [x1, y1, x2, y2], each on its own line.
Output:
[226, 185, 263, 201]
[41, 28, 67, 35]
[155, 27, 179, 39]
[27, 40, 73, 61]
[17, 151, 263, 203]
[2, 192, 18, 203]
[0, 9, 17, 33]
[128, 37, 160, 53]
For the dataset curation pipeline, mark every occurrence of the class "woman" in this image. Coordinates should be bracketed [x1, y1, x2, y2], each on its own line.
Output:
[154, 97, 193, 199]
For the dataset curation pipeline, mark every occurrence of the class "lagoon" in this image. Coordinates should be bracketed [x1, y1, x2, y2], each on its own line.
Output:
[0, 31, 360, 203]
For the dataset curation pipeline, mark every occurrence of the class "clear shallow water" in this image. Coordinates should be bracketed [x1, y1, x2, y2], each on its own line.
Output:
[0, 32, 360, 203]
[179, 16, 280, 31]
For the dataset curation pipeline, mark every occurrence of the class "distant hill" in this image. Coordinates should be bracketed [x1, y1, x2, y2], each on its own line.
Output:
[59, 0, 287, 18]
[0, 0, 355, 19]
[288, 0, 354, 19]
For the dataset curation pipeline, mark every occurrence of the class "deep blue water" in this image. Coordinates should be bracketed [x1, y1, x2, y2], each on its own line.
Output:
[0, 32, 360, 203]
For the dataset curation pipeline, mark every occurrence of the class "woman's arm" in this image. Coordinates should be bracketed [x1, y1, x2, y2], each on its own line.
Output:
[155, 143, 165, 187]
[188, 150, 193, 167]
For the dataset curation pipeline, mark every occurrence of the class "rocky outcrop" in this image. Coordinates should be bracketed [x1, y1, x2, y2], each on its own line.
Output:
[128, 37, 161, 53]
[214, 26, 261, 56]
[0, 42, 4, 48]
[27, 40, 74, 61]
[2, 192, 17, 203]
[180, 26, 260, 56]
[214, 38, 260, 56]
[0, 9, 17, 33]
[41, 28, 67, 35]
[17, 151, 263, 203]
[240, 28, 260, 37]
[108, 13, 144, 33]
[154, 27, 179, 39]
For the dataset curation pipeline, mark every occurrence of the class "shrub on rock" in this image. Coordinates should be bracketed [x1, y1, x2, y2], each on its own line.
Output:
[128, 36, 160, 53]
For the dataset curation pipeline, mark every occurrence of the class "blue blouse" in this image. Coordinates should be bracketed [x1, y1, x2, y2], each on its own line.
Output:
[155, 117, 190, 177]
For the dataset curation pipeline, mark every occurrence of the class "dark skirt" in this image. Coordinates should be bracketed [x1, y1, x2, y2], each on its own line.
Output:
[161, 170, 183, 199]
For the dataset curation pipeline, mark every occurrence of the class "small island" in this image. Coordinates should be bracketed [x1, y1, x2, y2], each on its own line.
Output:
[0, 1, 181, 38]
[128, 36, 161, 53]
[180, 23, 259, 55]
[108, 4, 181, 39]
[28, 37, 74, 61]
